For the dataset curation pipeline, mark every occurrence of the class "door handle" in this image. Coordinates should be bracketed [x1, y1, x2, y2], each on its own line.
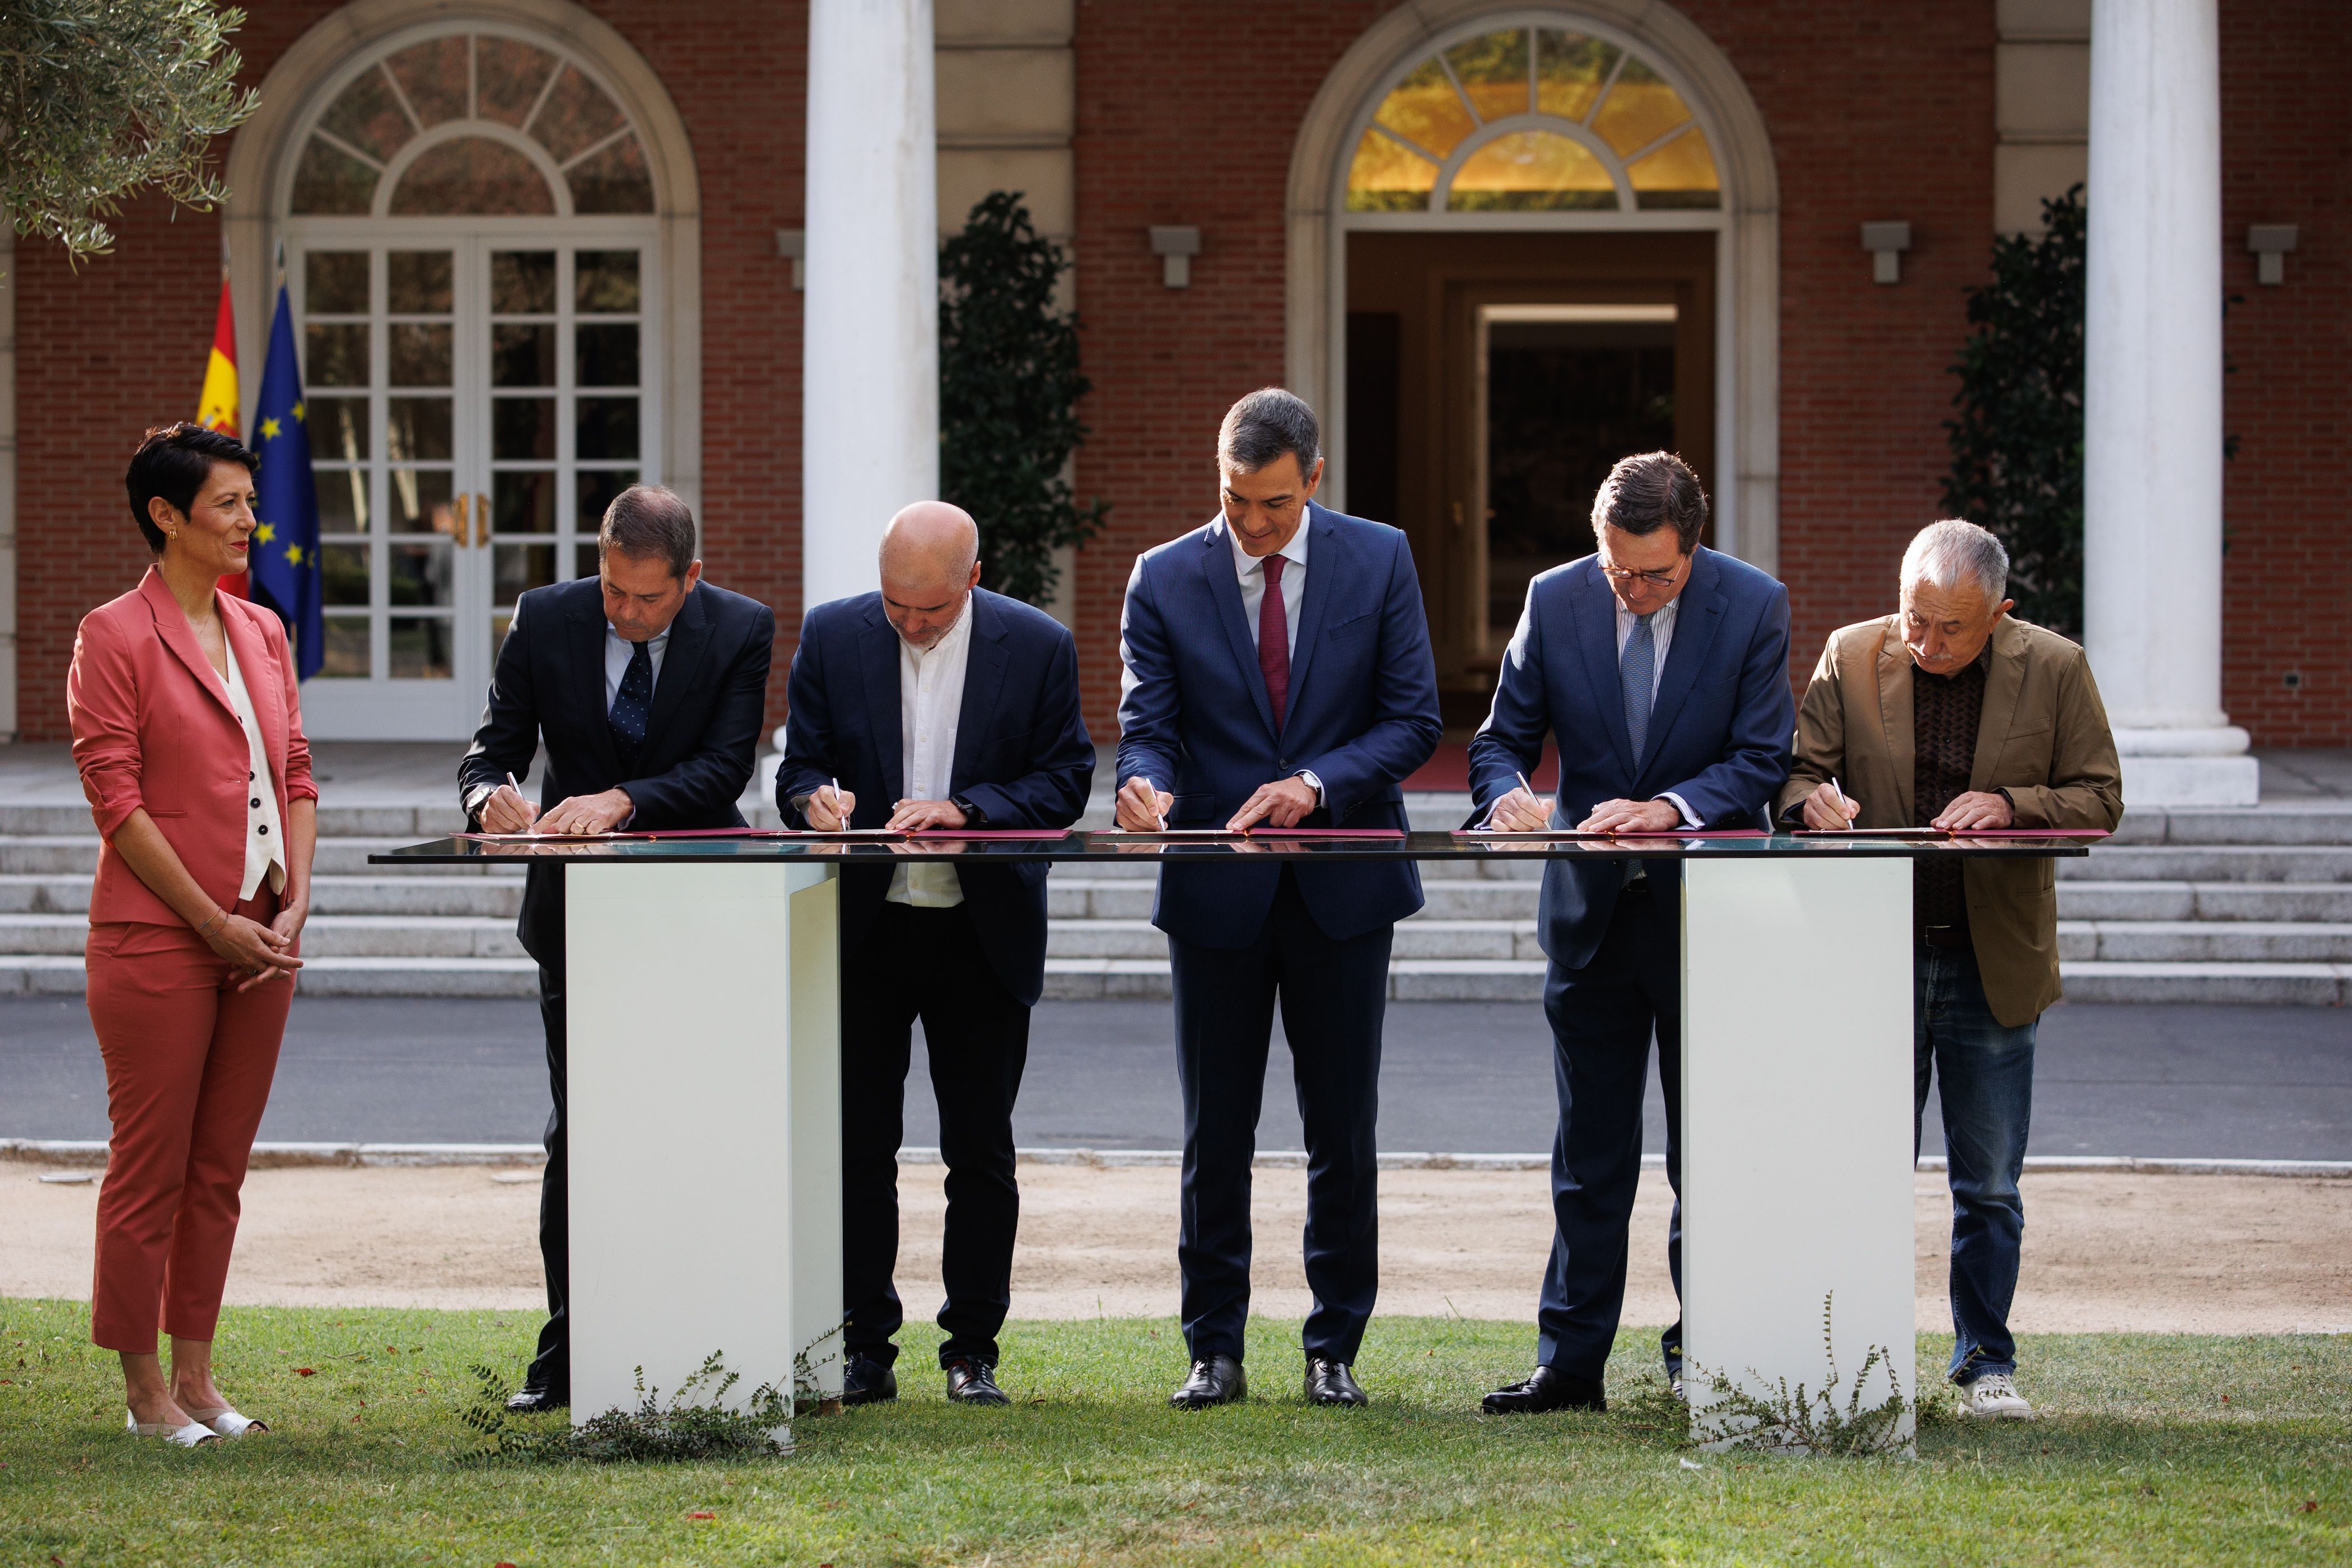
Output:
[453, 492, 469, 541]
[475, 493, 492, 548]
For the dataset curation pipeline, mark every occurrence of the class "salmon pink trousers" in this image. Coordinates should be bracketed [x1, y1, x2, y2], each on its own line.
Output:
[85, 892, 292, 1352]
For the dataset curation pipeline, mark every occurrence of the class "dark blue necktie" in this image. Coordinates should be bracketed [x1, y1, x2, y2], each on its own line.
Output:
[610, 640, 652, 773]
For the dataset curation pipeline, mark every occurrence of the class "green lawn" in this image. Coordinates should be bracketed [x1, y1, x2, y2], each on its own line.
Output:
[2, 1299, 2346, 1566]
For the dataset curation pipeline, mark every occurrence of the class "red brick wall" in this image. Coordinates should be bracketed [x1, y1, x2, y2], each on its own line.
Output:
[1067, 2, 2001, 746]
[2218, 0, 2350, 746]
[11, 1, 808, 741]
[15, 1, 2345, 750]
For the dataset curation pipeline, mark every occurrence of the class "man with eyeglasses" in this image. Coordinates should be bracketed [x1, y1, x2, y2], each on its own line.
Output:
[1467, 450, 1793, 1416]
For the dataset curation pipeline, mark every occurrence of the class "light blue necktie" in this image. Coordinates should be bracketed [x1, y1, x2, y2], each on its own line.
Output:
[1622, 611, 1656, 772]
[1620, 613, 1657, 888]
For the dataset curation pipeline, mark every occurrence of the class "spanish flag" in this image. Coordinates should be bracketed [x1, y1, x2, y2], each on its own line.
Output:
[198, 276, 239, 436]
[197, 273, 248, 596]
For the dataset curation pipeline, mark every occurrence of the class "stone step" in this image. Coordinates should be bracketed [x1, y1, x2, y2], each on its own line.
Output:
[2063, 844, 2352, 883]
[2058, 961, 2351, 1006]
[1039, 958, 1549, 1004]
[2056, 920, 2352, 963]
[0, 912, 529, 959]
[2054, 881, 2352, 922]
[0, 954, 540, 997]
[0, 837, 510, 877]
[1042, 917, 1538, 962]
[0, 872, 527, 918]
[2108, 804, 2352, 846]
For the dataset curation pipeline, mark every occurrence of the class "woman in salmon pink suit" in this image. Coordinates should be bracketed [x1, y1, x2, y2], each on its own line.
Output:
[67, 424, 318, 1447]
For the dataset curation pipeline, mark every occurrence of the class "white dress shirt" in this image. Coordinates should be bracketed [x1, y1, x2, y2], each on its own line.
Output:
[221, 638, 287, 900]
[888, 600, 974, 907]
[1229, 519, 1306, 661]
[1225, 519, 1323, 803]
[604, 623, 670, 712]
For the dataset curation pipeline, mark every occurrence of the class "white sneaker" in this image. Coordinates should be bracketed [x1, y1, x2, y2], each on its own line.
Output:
[1957, 1373, 2034, 1420]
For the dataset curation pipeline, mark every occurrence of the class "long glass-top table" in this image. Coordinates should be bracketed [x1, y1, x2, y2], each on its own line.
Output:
[375, 828, 2094, 1450]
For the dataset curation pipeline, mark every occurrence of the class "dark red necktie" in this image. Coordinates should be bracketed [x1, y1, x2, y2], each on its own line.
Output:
[1258, 553, 1290, 729]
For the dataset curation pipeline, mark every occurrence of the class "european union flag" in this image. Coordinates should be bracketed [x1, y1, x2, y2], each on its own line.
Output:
[250, 283, 324, 679]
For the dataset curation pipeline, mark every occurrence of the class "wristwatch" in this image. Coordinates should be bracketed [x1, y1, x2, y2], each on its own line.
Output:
[950, 794, 987, 828]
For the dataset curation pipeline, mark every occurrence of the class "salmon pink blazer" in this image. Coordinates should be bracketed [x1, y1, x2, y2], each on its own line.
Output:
[67, 568, 317, 927]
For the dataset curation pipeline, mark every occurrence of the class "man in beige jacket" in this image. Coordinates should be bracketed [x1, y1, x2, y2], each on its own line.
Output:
[1779, 519, 2122, 1421]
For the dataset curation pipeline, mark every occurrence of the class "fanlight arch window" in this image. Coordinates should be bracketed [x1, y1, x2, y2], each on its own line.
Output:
[1346, 25, 1719, 213]
[290, 31, 654, 217]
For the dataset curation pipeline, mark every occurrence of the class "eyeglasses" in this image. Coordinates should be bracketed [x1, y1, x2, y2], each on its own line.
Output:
[1597, 560, 1686, 589]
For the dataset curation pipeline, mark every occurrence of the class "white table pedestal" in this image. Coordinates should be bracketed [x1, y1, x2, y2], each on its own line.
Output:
[565, 862, 844, 1430]
[1682, 857, 1917, 1452]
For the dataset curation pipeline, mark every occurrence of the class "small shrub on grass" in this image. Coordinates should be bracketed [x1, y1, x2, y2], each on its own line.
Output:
[459, 1354, 789, 1463]
[1687, 1294, 1911, 1456]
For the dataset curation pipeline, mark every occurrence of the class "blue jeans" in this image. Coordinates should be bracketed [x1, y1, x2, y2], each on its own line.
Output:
[1914, 941, 2037, 1384]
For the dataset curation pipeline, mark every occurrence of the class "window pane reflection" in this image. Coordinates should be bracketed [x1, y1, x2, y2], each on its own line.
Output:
[493, 251, 558, 314]
[321, 543, 370, 608]
[388, 398, 454, 462]
[389, 323, 452, 386]
[319, 617, 372, 678]
[578, 469, 636, 535]
[577, 397, 639, 460]
[492, 323, 556, 386]
[576, 323, 638, 386]
[304, 323, 368, 388]
[388, 542, 455, 607]
[311, 399, 370, 461]
[305, 252, 369, 314]
[494, 398, 557, 460]
[389, 251, 454, 314]
[316, 469, 369, 532]
[388, 617, 455, 679]
[575, 251, 640, 313]
[494, 470, 555, 534]
[389, 469, 456, 535]
[496, 543, 557, 606]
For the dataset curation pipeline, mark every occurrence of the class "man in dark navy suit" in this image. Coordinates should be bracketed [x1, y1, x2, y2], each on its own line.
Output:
[1468, 452, 1792, 1415]
[776, 502, 1093, 1409]
[1116, 389, 1441, 1410]
[459, 485, 776, 1411]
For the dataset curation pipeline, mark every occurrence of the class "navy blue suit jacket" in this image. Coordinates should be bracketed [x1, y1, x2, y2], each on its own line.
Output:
[774, 587, 1093, 1007]
[1117, 503, 1443, 948]
[459, 575, 776, 968]
[1467, 548, 1794, 970]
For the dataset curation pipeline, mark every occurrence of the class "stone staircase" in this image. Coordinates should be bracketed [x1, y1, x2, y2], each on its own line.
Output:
[3, 794, 2348, 1005]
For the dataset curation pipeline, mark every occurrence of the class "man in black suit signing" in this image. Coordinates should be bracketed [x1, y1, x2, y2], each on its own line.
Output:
[458, 484, 774, 1412]
[775, 501, 1093, 1408]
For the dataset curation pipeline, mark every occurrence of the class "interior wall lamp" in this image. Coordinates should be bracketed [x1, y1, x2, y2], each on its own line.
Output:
[775, 229, 806, 291]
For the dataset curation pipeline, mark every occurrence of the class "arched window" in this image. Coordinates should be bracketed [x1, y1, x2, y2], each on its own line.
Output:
[291, 32, 654, 217]
[279, 26, 661, 738]
[1346, 25, 1719, 213]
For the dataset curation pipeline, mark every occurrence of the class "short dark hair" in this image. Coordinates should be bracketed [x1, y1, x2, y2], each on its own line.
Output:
[1591, 451, 1708, 553]
[598, 484, 698, 580]
[126, 423, 257, 553]
[1219, 388, 1321, 480]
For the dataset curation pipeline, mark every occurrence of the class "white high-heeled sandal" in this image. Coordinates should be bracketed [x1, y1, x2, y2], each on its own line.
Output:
[184, 1406, 268, 1438]
[125, 1408, 220, 1447]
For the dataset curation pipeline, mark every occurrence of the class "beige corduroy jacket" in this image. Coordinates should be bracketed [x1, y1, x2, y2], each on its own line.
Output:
[1774, 615, 2125, 1026]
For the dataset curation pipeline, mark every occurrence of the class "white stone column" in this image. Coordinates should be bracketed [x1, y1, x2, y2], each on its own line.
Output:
[2083, 0, 2257, 805]
[802, 0, 939, 613]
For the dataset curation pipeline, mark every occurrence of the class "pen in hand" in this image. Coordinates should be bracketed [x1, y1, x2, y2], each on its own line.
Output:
[503, 772, 535, 835]
[1830, 775, 1855, 831]
[1147, 777, 1168, 833]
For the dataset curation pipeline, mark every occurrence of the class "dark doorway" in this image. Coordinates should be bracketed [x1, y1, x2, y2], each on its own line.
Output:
[1345, 230, 1714, 729]
[1485, 311, 1677, 638]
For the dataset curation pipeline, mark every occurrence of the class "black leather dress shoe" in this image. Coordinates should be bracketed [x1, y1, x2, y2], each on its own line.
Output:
[1481, 1365, 1605, 1415]
[842, 1353, 898, 1407]
[1168, 1354, 1247, 1409]
[944, 1358, 1009, 1406]
[1305, 1357, 1367, 1407]
[504, 1383, 567, 1413]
